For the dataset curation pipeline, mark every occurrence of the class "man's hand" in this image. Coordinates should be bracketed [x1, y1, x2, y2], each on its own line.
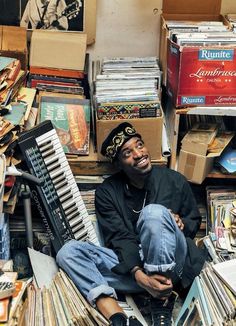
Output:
[169, 210, 184, 231]
[51, 20, 66, 30]
[134, 270, 173, 299]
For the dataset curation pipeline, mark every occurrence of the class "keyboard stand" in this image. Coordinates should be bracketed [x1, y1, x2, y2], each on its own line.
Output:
[20, 184, 34, 249]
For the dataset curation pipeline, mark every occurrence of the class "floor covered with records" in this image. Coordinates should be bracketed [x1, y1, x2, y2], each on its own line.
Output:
[1, 183, 235, 325]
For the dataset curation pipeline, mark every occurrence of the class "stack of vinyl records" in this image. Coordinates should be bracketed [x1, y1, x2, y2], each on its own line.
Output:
[28, 30, 90, 98]
[93, 57, 162, 120]
[79, 186, 103, 245]
[176, 232, 236, 325]
[28, 54, 89, 99]
[176, 263, 236, 325]
[199, 262, 236, 324]
[25, 270, 148, 326]
[206, 185, 236, 243]
[26, 270, 109, 326]
[166, 20, 236, 46]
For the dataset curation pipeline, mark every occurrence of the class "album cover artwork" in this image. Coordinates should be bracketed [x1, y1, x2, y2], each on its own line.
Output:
[0, 0, 84, 32]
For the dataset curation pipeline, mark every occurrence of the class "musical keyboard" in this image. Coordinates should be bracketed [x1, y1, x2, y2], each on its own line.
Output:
[18, 120, 99, 252]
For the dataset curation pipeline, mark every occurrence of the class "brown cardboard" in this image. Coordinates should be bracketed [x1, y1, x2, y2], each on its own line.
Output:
[96, 116, 163, 161]
[178, 150, 214, 184]
[181, 140, 209, 156]
[178, 132, 234, 183]
[162, 0, 221, 15]
[84, 0, 97, 44]
[0, 26, 28, 70]
[159, 0, 224, 85]
[1, 26, 27, 52]
[30, 30, 87, 70]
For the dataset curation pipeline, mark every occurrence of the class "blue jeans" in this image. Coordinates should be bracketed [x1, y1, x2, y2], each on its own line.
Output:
[56, 204, 187, 306]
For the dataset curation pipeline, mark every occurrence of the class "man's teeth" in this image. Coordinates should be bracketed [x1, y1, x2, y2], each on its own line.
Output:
[137, 158, 147, 166]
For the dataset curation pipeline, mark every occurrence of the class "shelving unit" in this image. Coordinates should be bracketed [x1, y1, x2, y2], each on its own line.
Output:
[165, 102, 236, 177]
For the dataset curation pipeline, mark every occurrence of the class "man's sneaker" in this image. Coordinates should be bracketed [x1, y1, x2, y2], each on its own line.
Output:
[109, 312, 127, 326]
[109, 313, 143, 326]
[150, 292, 178, 326]
[128, 316, 143, 325]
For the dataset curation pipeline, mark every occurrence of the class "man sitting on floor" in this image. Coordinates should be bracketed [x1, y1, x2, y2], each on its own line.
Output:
[56, 122, 207, 326]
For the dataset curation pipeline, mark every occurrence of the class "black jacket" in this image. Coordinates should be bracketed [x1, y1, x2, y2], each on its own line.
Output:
[95, 166, 207, 288]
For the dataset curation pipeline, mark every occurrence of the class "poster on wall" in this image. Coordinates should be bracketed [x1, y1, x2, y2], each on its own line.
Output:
[0, 0, 96, 44]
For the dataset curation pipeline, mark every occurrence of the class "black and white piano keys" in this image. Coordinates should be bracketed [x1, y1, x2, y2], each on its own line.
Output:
[18, 121, 100, 252]
[37, 127, 99, 243]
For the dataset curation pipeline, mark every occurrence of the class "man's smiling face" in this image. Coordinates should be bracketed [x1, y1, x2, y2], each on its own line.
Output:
[117, 136, 152, 177]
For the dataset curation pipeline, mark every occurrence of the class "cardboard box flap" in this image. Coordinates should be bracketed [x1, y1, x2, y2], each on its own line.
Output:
[162, 0, 221, 15]
[1, 26, 27, 52]
[182, 140, 208, 156]
[30, 30, 87, 71]
[182, 132, 234, 158]
[181, 123, 218, 155]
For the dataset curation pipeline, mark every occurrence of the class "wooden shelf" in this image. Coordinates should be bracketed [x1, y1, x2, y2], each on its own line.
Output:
[176, 106, 236, 116]
[207, 169, 236, 179]
[165, 103, 236, 171]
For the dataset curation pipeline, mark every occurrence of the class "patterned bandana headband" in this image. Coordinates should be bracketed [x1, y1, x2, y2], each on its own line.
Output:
[101, 122, 141, 161]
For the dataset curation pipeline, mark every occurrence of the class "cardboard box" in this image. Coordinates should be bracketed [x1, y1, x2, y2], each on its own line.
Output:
[96, 115, 163, 161]
[177, 132, 234, 183]
[0, 26, 28, 70]
[30, 30, 87, 71]
[167, 39, 236, 107]
[178, 149, 214, 184]
[159, 0, 224, 86]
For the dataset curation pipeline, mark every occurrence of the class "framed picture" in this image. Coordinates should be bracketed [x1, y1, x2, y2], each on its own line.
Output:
[0, 0, 96, 44]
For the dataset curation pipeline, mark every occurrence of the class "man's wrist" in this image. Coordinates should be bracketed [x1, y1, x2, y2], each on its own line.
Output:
[130, 266, 143, 278]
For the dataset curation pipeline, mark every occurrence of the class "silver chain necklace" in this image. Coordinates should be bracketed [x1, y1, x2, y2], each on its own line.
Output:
[132, 190, 147, 214]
